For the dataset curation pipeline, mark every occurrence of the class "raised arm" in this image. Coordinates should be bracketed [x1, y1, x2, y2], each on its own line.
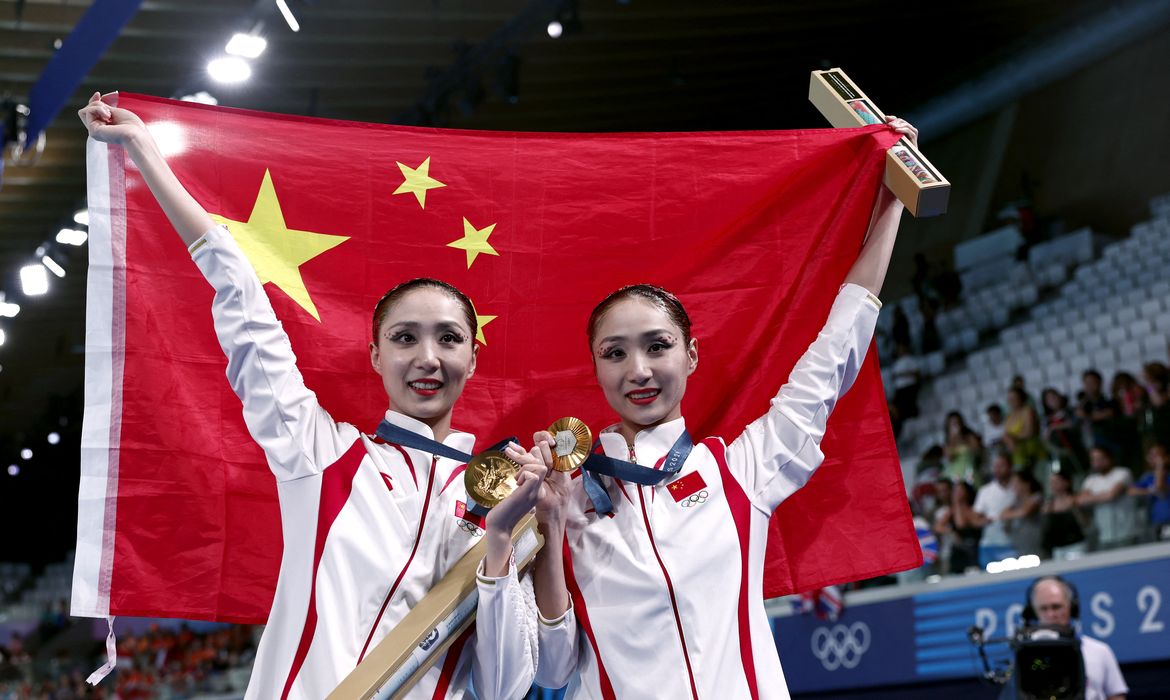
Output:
[80, 92, 352, 480]
[843, 117, 918, 297]
[79, 92, 212, 246]
[724, 118, 916, 511]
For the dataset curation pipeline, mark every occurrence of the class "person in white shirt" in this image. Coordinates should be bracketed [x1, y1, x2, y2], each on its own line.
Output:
[1078, 447, 1140, 549]
[972, 451, 1018, 566]
[79, 92, 542, 700]
[524, 118, 918, 700]
[1028, 576, 1127, 700]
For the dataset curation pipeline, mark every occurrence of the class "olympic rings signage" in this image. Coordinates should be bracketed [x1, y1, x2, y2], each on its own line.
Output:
[810, 622, 871, 670]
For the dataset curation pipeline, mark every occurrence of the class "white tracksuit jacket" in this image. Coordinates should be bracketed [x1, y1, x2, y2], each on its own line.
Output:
[190, 225, 535, 700]
[535, 283, 882, 700]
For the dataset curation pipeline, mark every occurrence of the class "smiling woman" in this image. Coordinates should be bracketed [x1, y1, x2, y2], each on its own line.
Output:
[527, 118, 919, 700]
[370, 278, 480, 439]
[76, 91, 545, 700]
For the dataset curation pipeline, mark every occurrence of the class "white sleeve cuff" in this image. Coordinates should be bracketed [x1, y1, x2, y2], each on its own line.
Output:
[537, 597, 574, 628]
[476, 553, 518, 586]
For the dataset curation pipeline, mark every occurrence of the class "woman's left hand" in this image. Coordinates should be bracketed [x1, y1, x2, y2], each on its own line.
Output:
[885, 115, 919, 148]
[484, 443, 550, 534]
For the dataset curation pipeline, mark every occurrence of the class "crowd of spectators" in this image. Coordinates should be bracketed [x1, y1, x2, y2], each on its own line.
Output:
[0, 620, 257, 700]
[908, 363, 1170, 578]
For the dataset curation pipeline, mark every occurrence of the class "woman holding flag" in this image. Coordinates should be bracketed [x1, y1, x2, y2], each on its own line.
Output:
[79, 92, 541, 700]
[528, 117, 918, 699]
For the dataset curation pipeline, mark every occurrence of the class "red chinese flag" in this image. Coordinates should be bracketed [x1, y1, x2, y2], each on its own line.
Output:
[74, 93, 917, 623]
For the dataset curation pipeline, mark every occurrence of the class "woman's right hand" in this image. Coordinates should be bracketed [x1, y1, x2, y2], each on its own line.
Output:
[532, 431, 571, 532]
[78, 91, 146, 145]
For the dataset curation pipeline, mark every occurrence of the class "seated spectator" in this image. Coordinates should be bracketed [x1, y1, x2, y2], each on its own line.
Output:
[1141, 362, 1170, 448]
[1041, 387, 1088, 475]
[1010, 374, 1037, 409]
[942, 480, 982, 574]
[1000, 470, 1044, 556]
[1111, 371, 1147, 468]
[1130, 442, 1170, 541]
[1042, 470, 1088, 560]
[916, 444, 945, 483]
[943, 411, 983, 484]
[930, 477, 955, 574]
[1004, 387, 1047, 469]
[1077, 370, 1120, 458]
[891, 342, 922, 420]
[972, 452, 1018, 566]
[984, 404, 1006, 456]
[1077, 446, 1140, 549]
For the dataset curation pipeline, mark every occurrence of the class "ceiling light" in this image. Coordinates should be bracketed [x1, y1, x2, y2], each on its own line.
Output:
[208, 56, 252, 84]
[73, 209, 89, 226]
[48, 432, 61, 445]
[275, 0, 300, 32]
[20, 265, 49, 296]
[0, 294, 18, 318]
[57, 228, 88, 246]
[0, 328, 5, 346]
[226, 33, 267, 59]
[42, 255, 66, 278]
[6, 465, 17, 477]
[547, 20, 563, 38]
[20, 449, 32, 460]
[180, 91, 219, 105]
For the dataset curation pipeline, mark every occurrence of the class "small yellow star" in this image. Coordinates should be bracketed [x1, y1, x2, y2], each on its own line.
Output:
[447, 218, 499, 269]
[392, 157, 445, 208]
[210, 170, 349, 322]
[471, 300, 497, 345]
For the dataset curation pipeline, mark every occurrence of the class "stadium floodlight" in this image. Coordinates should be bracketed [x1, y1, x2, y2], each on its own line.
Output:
[42, 255, 66, 278]
[208, 56, 252, 84]
[57, 228, 88, 246]
[180, 91, 219, 105]
[20, 264, 49, 295]
[226, 32, 267, 59]
[275, 0, 300, 32]
[0, 294, 19, 318]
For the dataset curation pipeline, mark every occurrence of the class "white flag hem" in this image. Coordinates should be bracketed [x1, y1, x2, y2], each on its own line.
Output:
[72, 136, 122, 619]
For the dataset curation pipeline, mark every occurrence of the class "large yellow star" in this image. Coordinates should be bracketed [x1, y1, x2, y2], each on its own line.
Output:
[392, 157, 445, 209]
[447, 218, 499, 269]
[210, 170, 349, 322]
[471, 301, 497, 345]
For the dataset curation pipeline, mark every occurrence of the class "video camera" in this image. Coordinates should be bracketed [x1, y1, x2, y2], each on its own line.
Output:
[968, 623, 1085, 700]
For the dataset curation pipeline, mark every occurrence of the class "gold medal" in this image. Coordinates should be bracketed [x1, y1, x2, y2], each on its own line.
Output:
[547, 417, 593, 472]
[464, 451, 520, 508]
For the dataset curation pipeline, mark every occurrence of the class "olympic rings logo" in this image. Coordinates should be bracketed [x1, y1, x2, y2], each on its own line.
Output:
[679, 490, 709, 508]
[457, 520, 484, 537]
[810, 622, 870, 671]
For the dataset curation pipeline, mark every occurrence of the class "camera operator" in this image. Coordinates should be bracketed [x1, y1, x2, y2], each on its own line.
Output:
[1025, 576, 1128, 700]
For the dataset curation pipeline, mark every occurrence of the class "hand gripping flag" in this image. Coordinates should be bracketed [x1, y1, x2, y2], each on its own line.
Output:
[75, 94, 919, 623]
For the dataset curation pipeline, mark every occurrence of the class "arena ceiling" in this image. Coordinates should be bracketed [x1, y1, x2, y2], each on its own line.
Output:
[0, 0, 1106, 449]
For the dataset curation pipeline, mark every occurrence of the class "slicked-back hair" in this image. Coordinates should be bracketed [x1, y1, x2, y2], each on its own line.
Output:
[587, 284, 692, 347]
[371, 278, 477, 343]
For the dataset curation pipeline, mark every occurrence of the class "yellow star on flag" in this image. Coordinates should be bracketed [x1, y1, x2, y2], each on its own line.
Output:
[447, 218, 499, 269]
[471, 301, 497, 346]
[210, 169, 349, 322]
[393, 157, 445, 209]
